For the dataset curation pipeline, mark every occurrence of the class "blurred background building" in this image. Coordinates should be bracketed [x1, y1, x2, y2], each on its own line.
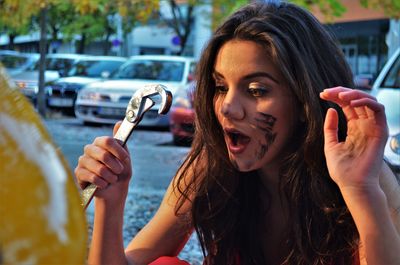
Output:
[314, 0, 399, 80]
[0, 0, 398, 79]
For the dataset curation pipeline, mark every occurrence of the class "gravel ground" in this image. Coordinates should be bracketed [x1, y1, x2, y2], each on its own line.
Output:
[45, 118, 204, 264]
[86, 190, 204, 264]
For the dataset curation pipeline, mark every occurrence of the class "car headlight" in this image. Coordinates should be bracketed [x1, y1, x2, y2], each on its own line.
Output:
[79, 92, 102, 101]
[15, 81, 26, 89]
[390, 133, 400, 155]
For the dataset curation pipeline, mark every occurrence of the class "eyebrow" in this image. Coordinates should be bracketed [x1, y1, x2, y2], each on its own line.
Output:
[212, 71, 280, 85]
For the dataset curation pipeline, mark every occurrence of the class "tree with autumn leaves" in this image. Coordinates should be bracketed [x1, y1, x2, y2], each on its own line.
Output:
[0, 0, 398, 116]
[1, 0, 398, 57]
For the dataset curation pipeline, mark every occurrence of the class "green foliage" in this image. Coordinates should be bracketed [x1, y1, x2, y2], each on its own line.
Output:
[360, 0, 400, 19]
[0, 0, 47, 38]
[71, 0, 159, 32]
[290, 0, 346, 20]
[1, 0, 398, 53]
[291, 0, 400, 20]
[212, 0, 248, 30]
[62, 13, 105, 42]
[0, 0, 40, 30]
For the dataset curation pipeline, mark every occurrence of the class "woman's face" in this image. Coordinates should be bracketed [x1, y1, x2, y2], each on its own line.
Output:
[213, 40, 299, 173]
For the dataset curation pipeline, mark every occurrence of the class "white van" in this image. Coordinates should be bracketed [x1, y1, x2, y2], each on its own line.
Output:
[370, 48, 400, 171]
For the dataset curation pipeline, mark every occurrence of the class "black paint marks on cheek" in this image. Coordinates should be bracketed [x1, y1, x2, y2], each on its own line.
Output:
[254, 112, 277, 159]
[256, 142, 268, 160]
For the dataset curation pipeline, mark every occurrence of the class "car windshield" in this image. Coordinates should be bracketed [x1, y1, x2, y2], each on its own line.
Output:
[381, 55, 400, 89]
[68, 60, 124, 77]
[0, 54, 31, 69]
[30, 57, 76, 72]
[114, 60, 185, 82]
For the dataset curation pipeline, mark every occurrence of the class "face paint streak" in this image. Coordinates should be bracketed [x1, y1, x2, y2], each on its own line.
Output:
[254, 112, 277, 159]
[255, 112, 276, 131]
[256, 144, 268, 160]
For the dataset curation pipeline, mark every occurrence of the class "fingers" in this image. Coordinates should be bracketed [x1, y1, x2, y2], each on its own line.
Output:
[75, 135, 130, 189]
[350, 97, 387, 126]
[92, 136, 129, 163]
[320, 86, 383, 121]
[323, 108, 339, 149]
[83, 143, 124, 175]
[320, 87, 357, 120]
[74, 165, 114, 190]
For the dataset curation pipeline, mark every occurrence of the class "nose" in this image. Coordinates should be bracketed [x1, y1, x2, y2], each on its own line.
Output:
[220, 88, 245, 120]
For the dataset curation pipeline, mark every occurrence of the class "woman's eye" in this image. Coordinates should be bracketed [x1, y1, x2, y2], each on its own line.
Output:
[248, 86, 268, 97]
[215, 84, 228, 93]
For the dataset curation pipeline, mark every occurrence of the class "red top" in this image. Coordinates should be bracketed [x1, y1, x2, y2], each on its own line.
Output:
[149, 256, 190, 265]
[148, 251, 360, 265]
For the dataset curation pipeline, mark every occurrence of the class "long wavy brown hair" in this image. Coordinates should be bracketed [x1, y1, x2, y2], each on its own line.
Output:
[174, 1, 358, 264]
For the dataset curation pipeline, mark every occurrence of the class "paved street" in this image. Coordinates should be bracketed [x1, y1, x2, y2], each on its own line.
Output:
[44, 117, 203, 264]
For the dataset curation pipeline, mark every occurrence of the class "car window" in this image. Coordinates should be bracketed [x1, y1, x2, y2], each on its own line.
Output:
[47, 58, 75, 71]
[30, 58, 75, 72]
[114, 60, 185, 82]
[68, 60, 125, 77]
[381, 55, 400, 89]
[0, 54, 30, 69]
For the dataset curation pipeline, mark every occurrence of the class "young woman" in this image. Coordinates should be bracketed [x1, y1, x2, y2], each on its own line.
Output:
[75, 1, 400, 264]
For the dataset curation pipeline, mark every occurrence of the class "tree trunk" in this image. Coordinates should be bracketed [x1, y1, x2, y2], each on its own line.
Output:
[50, 26, 59, 53]
[37, 7, 48, 117]
[166, 0, 193, 56]
[8, 34, 16, 50]
[103, 32, 111, 55]
[77, 34, 86, 54]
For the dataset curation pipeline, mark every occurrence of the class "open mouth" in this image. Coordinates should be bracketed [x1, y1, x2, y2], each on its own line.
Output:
[226, 129, 251, 147]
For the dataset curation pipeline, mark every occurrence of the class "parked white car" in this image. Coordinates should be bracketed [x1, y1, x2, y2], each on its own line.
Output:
[370, 48, 399, 172]
[46, 56, 127, 114]
[75, 55, 196, 127]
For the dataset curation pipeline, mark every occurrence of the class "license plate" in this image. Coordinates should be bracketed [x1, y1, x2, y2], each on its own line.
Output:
[98, 107, 125, 116]
[48, 98, 74, 107]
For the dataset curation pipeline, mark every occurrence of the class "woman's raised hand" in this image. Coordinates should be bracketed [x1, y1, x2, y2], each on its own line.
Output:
[320, 87, 388, 192]
[74, 121, 132, 203]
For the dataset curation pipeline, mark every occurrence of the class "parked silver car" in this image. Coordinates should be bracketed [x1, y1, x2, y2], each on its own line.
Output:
[370, 48, 399, 171]
[75, 55, 196, 127]
[46, 56, 127, 113]
[0, 51, 39, 76]
[11, 53, 92, 102]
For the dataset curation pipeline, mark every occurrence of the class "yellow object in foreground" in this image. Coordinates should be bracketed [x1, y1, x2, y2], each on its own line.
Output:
[0, 67, 87, 264]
